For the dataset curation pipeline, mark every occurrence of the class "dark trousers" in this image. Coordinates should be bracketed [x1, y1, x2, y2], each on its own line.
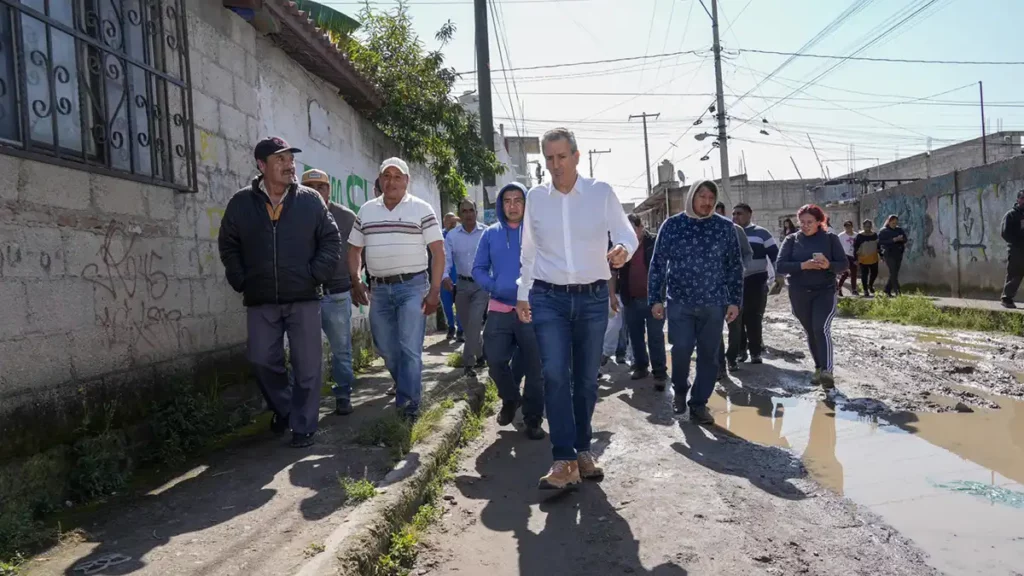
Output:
[1002, 250, 1024, 301]
[860, 262, 878, 294]
[789, 286, 837, 373]
[484, 310, 545, 425]
[884, 253, 903, 295]
[727, 273, 768, 361]
[668, 303, 725, 409]
[837, 256, 859, 293]
[624, 297, 667, 376]
[246, 301, 323, 435]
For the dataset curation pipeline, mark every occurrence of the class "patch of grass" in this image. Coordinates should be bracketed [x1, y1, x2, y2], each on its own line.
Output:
[68, 430, 130, 503]
[410, 399, 455, 445]
[355, 415, 412, 462]
[353, 327, 379, 373]
[838, 293, 1024, 335]
[445, 352, 462, 368]
[339, 476, 377, 503]
[304, 542, 326, 558]
[0, 553, 24, 576]
[373, 380, 499, 575]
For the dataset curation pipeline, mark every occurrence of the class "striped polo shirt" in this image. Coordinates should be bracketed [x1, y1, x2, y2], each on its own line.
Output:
[348, 192, 443, 277]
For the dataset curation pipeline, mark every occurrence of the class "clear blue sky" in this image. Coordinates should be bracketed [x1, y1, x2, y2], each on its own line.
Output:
[323, 0, 1023, 202]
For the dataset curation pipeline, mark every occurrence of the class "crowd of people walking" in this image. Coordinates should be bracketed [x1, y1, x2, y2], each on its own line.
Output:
[218, 129, 936, 489]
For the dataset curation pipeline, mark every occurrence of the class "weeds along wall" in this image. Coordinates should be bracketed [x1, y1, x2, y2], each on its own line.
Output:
[0, 1, 439, 468]
[858, 155, 1024, 297]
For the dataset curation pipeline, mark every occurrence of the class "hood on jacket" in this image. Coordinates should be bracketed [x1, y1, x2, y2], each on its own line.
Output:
[495, 182, 529, 226]
[685, 179, 718, 220]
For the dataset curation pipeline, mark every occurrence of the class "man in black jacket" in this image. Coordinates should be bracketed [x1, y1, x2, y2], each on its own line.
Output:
[1001, 189, 1024, 308]
[617, 214, 667, 388]
[218, 137, 342, 448]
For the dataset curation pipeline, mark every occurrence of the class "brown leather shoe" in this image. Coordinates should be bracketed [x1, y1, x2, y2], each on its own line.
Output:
[577, 451, 605, 481]
[538, 460, 581, 490]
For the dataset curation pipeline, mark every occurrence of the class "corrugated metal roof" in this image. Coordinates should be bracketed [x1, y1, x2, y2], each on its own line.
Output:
[261, 0, 382, 113]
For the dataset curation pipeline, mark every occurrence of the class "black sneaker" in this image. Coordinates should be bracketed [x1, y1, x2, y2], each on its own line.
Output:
[271, 412, 289, 436]
[386, 384, 397, 396]
[750, 354, 763, 365]
[475, 358, 486, 369]
[615, 356, 627, 365]
[496, 400, 519, 426]
[290, 432, 315, 448]
[464, 366, 477, 378]
[689, 406, 715, 426]
[652, 372, 668, 392]
[727, 360, 739, 372]
[524, 422, 547, 440]
[738, 351, 749, 363]
[456, 334, 465, 343]
[672, 394, 688, 415]
[1002, 298, 1017, 309]
[335, 398, 353, 416]
[717, 367, 728, 381]
[630, 369, 649, 381]
[446, 328, 455, 340]
[600, 355, 610, 367]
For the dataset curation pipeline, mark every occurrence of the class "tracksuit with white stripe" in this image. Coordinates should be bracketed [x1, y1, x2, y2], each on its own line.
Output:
[775, 229, 848, 374]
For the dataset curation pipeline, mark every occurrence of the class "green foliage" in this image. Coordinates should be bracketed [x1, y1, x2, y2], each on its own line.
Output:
[838, 293, 1024, 335]
[356, 415, 413, 462]
[339, 477, 377, 503]
[68, 431, 130, 502]
[410, 398, 455, 445]
[148, 394, 225, 467]
[0, 553, 24, 576]
[445, 352, 462, 368]
[304, 542, 327, 558]
[353, 327, 379, 373]
[345, 3, 504, 205]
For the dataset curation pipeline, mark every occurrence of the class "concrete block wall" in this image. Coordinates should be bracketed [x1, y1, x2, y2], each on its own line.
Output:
[0, 0, 440, 459]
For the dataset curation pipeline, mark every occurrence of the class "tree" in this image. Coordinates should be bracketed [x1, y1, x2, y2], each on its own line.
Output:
[342, 2, 503, 204]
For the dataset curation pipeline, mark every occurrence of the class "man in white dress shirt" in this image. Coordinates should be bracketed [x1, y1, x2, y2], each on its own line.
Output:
[517, 128, 639, 490]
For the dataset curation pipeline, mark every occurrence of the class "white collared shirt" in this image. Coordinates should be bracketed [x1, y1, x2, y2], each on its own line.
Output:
[518, 176, 638, 301]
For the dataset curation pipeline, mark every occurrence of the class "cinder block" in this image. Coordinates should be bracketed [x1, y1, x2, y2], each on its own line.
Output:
[0, 333, 73, 391]
[219, 104, 249, 144]
[215, 310, 246, 346]
[21, 160, 90, 210]
[178, 315, 218, 354]
[92, 174, 148, 216]
[225, 139, 252, 177]
[0, 224, 65, 279]
[62, 228, 108, 280]
[0, 281, 28, 339]
[246, 116, 261, 147]
[145, 184, 177, 221]
[244, 53, 258, 86]
[0, 154, 20, 201]
[201, 59, 235, 104]
[191, 90, 220, 132]
[172, 239, 201, 278]
[233, 76, 258, 117]
[191, 276, 232, 316]
[172, 194, 199, 238]
[228, 10, 256, 55]
[197, 130, 228, 171]
[68, 326, 131, 381]
[26, 278, 96, 334]
[188, 49, 204, 92]
[218, 39, 247, 72]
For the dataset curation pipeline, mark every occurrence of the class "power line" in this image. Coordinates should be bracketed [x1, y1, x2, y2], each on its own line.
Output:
[458, 48, 1024, 76]
[487, 0, 521, 138]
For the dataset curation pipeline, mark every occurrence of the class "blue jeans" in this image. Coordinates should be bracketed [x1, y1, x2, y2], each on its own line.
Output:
[624, 297, 667, 376]
[531, 282, 608, 461]
[667, 303, 725, 409]
[321, 291, 354, 400]
[370, 274, 428, 415]
[440, 286, 460, 332]
[484, 310, 545, 425]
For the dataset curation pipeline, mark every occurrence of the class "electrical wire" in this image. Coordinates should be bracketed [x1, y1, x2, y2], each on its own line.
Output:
[487, 0, 520, 138]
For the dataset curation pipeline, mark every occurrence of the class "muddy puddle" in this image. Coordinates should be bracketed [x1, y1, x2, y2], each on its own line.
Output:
[706, 384, 1024, 576]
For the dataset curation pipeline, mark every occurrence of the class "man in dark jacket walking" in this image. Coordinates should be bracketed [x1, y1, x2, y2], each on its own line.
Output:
[617, 214, 667, 387]
[1000, 189, 1024, 308]
[218, 137, 342, 448]
[473, 182, 546, 440]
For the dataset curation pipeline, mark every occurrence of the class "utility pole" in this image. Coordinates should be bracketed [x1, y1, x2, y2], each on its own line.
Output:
[979, 80, 988, 164]
[588, 149, 611, 178]
[628, 112, 660, 195]
[710, 0, 730, 204]
[474, 0, 495, 208]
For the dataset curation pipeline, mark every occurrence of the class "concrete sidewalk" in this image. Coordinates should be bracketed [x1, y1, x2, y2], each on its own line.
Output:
[930, 296, 1024, 314]
[24, 334, 461, 576]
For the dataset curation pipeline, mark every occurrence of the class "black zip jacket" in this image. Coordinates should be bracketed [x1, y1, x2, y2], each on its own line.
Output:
[1001, 206, 1024, 252]
[616, 231, 656, 301]
[218, 177, 342, 307]
[878, 226, 908, 259]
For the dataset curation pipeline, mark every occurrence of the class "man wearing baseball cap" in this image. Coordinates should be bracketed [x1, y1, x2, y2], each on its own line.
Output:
[218, 137, 341, 447]
[347, 157, 445, 422]
[302, 168, 358, 415]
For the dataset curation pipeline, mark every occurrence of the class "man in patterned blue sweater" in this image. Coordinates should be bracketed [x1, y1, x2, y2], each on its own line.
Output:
[649, 179, 743, 425]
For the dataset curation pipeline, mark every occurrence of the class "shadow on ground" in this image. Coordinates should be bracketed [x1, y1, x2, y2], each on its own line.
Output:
[451, 430, 688, 575]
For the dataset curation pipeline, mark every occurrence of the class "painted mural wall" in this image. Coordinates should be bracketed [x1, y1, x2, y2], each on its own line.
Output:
[858, 156, 1024, 295]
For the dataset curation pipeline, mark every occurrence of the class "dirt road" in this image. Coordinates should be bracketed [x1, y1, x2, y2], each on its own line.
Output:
[416, 304, 1024, 576]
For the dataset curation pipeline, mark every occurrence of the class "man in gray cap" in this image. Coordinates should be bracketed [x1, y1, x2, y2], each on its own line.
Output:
[218, 137, 342, 448]
[347, 158, 445, 421]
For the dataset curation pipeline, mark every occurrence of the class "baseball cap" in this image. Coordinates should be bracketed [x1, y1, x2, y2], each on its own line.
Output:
[254, 136, 302, 162]
[301, 168, 330, 186]
[379, 157, 409, 175]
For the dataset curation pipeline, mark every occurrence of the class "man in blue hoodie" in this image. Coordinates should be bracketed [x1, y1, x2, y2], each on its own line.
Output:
[472, 182, 546, 440]
[649, 179, 743, 425]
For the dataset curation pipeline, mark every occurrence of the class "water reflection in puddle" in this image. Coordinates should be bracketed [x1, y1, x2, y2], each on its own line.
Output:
[707, 386, 1024, 575]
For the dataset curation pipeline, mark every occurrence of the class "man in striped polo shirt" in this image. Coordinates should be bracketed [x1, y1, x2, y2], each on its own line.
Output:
[729, 203, 779, 366]
[347, 158, 445, 422]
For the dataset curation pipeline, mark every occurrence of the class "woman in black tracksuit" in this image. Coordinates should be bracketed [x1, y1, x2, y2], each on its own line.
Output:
[776, 204, 848, 389]
[878, 214, 908, 297]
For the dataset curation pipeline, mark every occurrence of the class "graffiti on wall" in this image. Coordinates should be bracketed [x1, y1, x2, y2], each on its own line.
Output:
[874, 194, 933, 262]
[82, 222, 191, 356]
[955, 190, 988, 263]
[300, 163, 373, 213]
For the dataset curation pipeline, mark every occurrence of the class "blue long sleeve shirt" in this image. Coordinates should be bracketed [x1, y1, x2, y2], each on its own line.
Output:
[648, 212, 744, 307]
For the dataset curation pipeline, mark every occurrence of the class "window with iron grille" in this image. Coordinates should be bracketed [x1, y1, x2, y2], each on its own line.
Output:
[0, 0, 196, 192]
